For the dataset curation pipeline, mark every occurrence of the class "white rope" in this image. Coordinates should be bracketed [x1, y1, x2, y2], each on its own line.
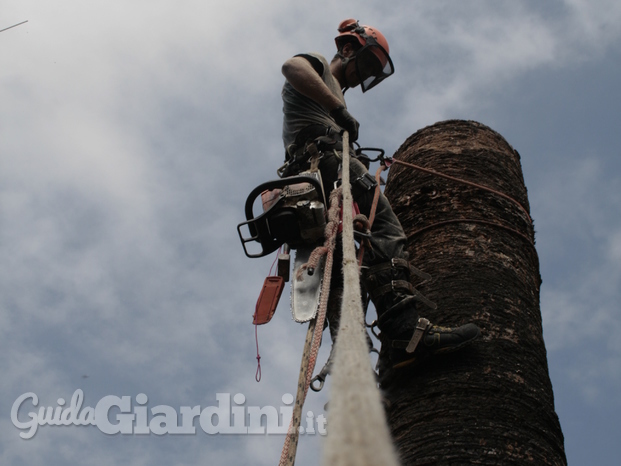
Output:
[321, 132, 400, 466]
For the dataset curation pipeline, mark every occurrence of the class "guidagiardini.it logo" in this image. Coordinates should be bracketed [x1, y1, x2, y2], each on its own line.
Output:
[11, 389, 327, 439]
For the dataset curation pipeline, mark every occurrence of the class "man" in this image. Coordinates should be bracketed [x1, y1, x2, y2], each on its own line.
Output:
[280, 19, 480, 373]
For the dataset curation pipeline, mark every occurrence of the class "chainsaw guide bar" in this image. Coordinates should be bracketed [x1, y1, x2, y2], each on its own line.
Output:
[291, 247, 325, 323]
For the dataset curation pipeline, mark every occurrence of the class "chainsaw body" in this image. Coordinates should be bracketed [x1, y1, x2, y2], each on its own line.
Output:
[237, 171, 327, 258]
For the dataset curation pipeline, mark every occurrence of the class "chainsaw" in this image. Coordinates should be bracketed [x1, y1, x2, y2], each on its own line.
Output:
[237, 169, 329, 324]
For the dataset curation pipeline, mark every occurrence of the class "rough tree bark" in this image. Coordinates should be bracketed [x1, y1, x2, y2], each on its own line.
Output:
[380, 120, 566, 465]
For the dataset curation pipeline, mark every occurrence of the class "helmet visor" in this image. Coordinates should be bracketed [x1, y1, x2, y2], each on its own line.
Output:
[355, 43, 394, 92]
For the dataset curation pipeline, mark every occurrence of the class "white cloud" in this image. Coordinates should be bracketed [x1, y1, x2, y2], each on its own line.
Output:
[563, 0, 621, 50]
[609, 231, 621, 261]
[381, 1, 621, 141]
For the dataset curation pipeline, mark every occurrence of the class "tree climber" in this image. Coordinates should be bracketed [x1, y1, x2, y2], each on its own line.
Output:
[280, 19, 480, 374]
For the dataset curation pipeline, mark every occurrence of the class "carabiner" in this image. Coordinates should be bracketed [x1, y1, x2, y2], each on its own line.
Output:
[310, 349, 334, 392]
[310, 373, 326, 392]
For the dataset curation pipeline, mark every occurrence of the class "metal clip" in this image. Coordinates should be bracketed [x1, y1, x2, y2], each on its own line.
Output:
[310, 346, 334, 392]
[310, 362, 331, 392]
[366, 318, 380, 339]
[310, 373, 326, 392]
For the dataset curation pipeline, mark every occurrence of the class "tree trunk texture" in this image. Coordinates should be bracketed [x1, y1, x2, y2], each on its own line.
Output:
[381, 120, 566, 465]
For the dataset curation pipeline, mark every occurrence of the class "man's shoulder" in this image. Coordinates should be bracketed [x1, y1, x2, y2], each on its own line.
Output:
[293, 52, 329, 75]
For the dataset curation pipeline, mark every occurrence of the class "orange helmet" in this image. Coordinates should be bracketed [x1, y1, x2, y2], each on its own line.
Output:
[334, 19, 394, 92]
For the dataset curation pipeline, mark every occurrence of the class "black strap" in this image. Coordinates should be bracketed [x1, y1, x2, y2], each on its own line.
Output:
[295, 124, 334, 147]
[365, 258, 431, 282]
[286, 125, 342, 162]
[363, 259, 437, 310]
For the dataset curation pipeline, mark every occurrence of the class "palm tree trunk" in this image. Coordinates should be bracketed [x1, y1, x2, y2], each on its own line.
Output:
[381, 120, 566, 465]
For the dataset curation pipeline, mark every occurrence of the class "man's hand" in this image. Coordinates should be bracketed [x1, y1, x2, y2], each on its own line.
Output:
[330, 106, 360, 142]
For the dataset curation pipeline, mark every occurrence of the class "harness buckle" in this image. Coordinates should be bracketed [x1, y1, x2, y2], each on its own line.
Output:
[405, 317, 431, 353]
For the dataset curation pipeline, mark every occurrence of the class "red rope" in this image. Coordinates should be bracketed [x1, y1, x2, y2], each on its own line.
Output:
[391, 159, 532, 224]
[255, 323, 261, 382]
[408, 218, 535, 246]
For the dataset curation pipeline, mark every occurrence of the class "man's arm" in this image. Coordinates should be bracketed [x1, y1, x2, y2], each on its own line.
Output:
[282, 56, 360, 141]
[281, 56, 343, 111]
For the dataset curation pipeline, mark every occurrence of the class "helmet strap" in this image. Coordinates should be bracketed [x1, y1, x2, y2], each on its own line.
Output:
[337, 50, 357, 91]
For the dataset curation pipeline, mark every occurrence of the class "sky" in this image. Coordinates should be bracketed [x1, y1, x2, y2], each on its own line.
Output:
[1, 1, 620, 465]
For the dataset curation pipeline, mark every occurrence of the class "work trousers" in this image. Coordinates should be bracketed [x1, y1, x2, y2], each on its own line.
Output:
[317, 151, 408, 267]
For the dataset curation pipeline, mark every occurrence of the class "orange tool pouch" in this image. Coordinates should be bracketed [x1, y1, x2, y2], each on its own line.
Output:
[253, 276, 284, 325]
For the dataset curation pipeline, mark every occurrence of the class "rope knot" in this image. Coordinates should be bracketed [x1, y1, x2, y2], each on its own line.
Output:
[353, 213, 371, 234]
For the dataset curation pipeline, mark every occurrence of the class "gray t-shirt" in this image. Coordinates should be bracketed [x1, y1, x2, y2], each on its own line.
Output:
[281, 53, 346, 149]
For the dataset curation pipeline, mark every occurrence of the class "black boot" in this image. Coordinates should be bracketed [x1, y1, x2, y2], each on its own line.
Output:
[363, 259, 480, 369]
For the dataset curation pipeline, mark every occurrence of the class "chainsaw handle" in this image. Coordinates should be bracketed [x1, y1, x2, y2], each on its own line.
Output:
[243, 175, 324, 221]
[237, 175, 326, 258]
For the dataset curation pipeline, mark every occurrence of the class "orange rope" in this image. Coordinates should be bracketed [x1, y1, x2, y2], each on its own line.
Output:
[357, 164, 386, 266]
